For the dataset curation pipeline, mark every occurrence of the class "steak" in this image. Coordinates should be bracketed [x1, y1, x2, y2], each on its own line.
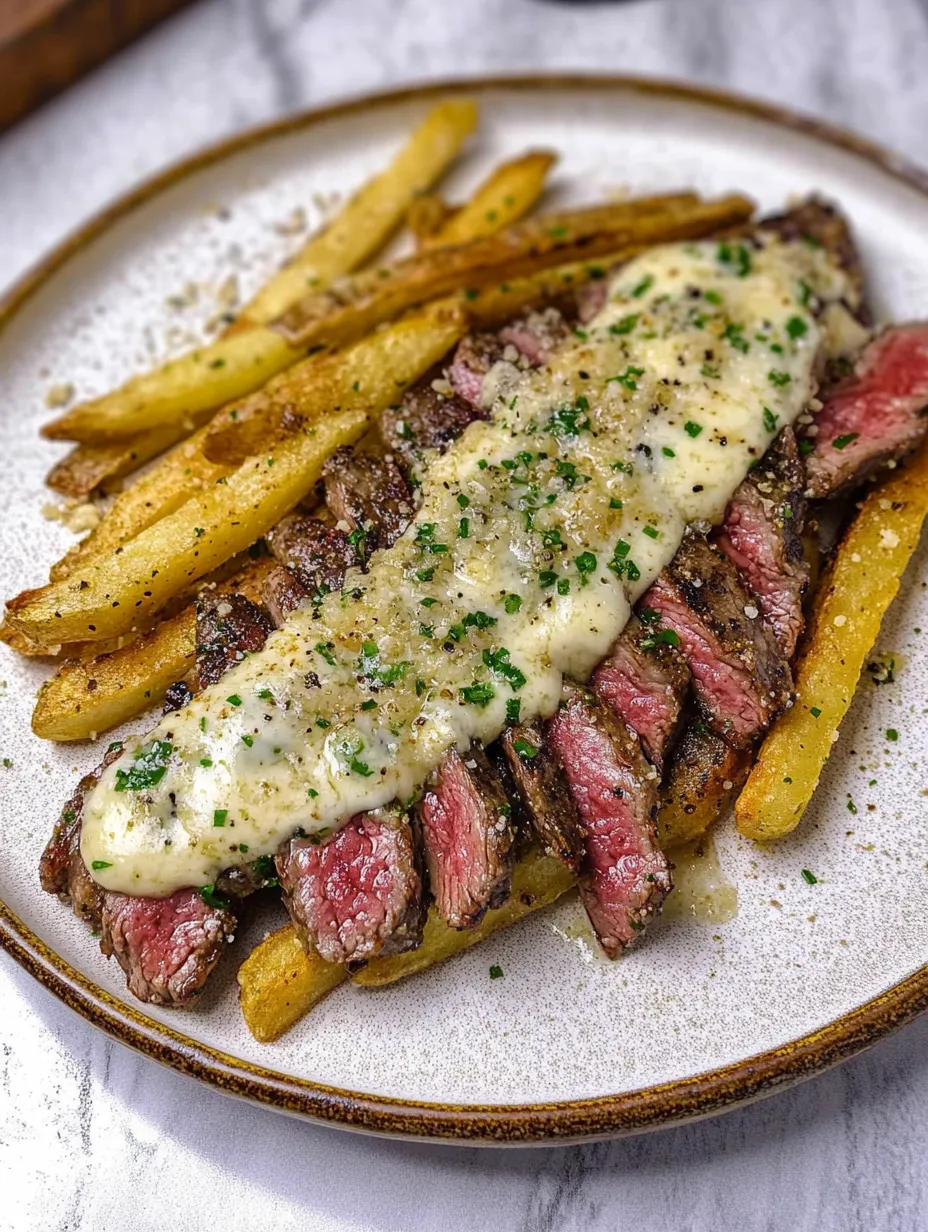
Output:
[449, 309, 570, 408]
[758, 196, 866, 315]
[448, 331, 509, 407]
[717, 427, 809, 657]
[591, 614, 690, 771]
[379, 383, 484, 464]
[276, 808, 424, 964]
[266, 514, 360, 600]
[195, 591, 274, 690]
[804, 323, 928, 498]
[547, 685, 670, 955]
[99, 887, 236, 1006]
[498, 722, 585, 873]
[418, 744, 515, 930]
[322, 446, 413, 554]
[658, 722, 751, 849]
[261, 562, 310, 626]
[498, 306, 571, 367]
[163, 680, 194, 714]
[644, 532, 792, 748]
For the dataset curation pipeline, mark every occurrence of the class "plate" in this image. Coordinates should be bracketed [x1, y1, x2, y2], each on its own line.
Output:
[2, 76, 928, 1145]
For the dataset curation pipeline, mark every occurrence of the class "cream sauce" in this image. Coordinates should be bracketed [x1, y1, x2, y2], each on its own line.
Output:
[82, 236, 847, 896]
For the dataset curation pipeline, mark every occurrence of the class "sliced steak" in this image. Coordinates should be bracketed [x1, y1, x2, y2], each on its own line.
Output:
[266, 514, 360, 600]
[717, 427, 809, 657]
[547, 685, 670, 955]
[804, 323, 928, 498]
[658, 722, 751, 850]
[449, 309, 570, 409]
[195, 591, 274, 690]
[498, 722, 585, 873]
[758, 196, 866, 315]
[645, 532, 792, 748]
[99, 887, 236, 1006]
[498, 306, 571, 366]
[322, 446, 414, 553]
[418, 744, 515, 930]
[276, 809, 423, 964]
[261, 562, 310, 626]
[379, 383, 483, 464]
[448, 331, 509, 407]
[162, 680, 194, 714]
[591, 614, 690, 771]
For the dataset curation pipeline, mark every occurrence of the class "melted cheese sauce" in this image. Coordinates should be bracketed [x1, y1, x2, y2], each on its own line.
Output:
[82, 237, 847, 896]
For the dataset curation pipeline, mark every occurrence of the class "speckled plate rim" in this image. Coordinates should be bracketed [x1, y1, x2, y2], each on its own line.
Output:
[3, 74, 928, 1145]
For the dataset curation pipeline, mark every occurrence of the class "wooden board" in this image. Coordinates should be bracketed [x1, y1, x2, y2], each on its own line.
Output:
[0, 0, 197, 130]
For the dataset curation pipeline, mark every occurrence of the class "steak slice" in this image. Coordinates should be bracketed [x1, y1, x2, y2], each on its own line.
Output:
[591, 614, 690, 771]
[717, 427, 809, 657]
[497, 306, 571, 367]
[804, 323, 928, 498]
[498, 722, 585, 873]
[276, 809, 424, 964]
[418, 744, 515, 930]
[645, 533, 792, 748]
[658, 722, 751, 850]
[449, 309, 570, 408]
[266, 514, 360, 600]
[99, 887, 236, 1006]
[758, 196, 866, 313]
[448, 331, 509, 407]
[379, 383, 483, 464]
[547, 686, 670, 955]
[195, 591, 274, 690]
[322, 446, 413, 554]
[261, 562, 310, 626]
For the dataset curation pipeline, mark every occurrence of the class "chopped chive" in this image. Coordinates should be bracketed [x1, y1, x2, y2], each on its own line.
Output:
[684, 421, 703, 438]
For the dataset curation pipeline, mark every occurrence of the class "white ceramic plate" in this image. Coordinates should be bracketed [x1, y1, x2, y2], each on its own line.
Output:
[3, 78, 928, 1144]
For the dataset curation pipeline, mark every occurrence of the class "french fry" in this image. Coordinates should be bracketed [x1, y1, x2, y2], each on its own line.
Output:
[48, 423, 233, 581]
[203, 300, 468, 466]
[658, 725, 751, 850]
[736, 443, 928, 840]
[45, 418, 212, 499]
[240, 99, 478, 325]
[41, 100, 478, 447]
[407, 194, 454, 244]
[272, 194, 753, 352]
[6, 410, 369, 647]
[238, 925, 348, 1044]
[420, 150, 557, 249]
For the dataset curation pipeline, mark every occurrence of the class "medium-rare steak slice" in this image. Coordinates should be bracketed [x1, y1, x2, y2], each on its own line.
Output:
[322, 446, 413, 553]
[448, 331, 509, 407]
[418, 744, 515, 930]
[645, 532, 792, 748]
[591, 614, 690, 771]
[498, 722, 585, 873]
[717, 427, 809, 657]
[804, 323, 928, 498]
[265, 514, 360, 601]
[449, 308, 570, 408]
[497, 306, 571, 367]
[547, 686, 670, 955]
[658, 722, 751, 849]
[276, 808, 424, 964]
[261, 562, 310, 626]
[100, 887, 236, 1006]
[195, 590, 274, 690]
[379, 382, 484, 465]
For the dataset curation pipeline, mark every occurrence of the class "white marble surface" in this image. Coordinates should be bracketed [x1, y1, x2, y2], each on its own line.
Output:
[3, 0, 928, 1228]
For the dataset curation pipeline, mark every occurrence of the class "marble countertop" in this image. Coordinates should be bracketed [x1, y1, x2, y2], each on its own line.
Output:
[3, 1, 928, 1228]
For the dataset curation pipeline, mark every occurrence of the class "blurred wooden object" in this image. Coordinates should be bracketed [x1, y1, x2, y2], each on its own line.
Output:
[0, 0, 196, 130]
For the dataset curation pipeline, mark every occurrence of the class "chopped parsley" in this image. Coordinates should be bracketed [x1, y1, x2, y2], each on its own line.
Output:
[313, 643, 336, 668]
[213, 809, 228, 827]
[610, 313, 640, 335]
[786, 315, 808, 339]
[631, 273, 654, 298]
[809, 706, 822, 718]
[716, 241, 752, 277]
[642, 525, 659, 540]
[546, 405, 590, 437]
[90, 860, 112, 871]
[359, 641, 409, 686]
[113, 740, 173, 793]
[768, 370, 791, 387]
[512, 738, 538, 759]
[832, 433, 860, 451]
[506, 698, 521, 724]
[575, 552, 597, 583]
[199, 885, 229, 910]
[684, 421, 703, 438]
[801, 869, 818, 885]
[886, 728, 899, 742]
[489, 964, 504, 979]
[504, 594, 522, 615]
[763, 406, 778, 433]
[483, 647, 526, 691]
[607, 365, 645, 391]
[722, 322, 749, 353]
[460, 682, 496, 707]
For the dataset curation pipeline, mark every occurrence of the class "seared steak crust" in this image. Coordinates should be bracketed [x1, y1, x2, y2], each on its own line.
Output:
[804, 323, 928, 498]
[418, 744, 515, 930]
[645, 532, 792, 748]
[758, 196, 866, 317]
[592, 615, 690, 771]
[261, 562, 310, 626]
[196, 591, 274, 690]
[277, 809, 424, 964]
[379, 383, 483, 464]
[659, 722, 751, 848]
[322, 446, 413, 553]
[547, 686, 670, 955]
[266, 514, 360, 599]
[498, 722, 585, 873]
[717, 427, 809, 657]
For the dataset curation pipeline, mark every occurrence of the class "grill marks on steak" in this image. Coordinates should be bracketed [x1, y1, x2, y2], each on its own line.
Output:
[717, 427, 809, 657]
[547, 686, 670, 955]
[418, 744, 515, 930]
[804, 323, 928, 498]
[195, 591, 274, 690]
[322, 446, 414, 553]
[498, 723, 585, 873]
[645, 532, 792, 748]
[659, 722, 751, 847]
[277, 809, 424, 964]
[591, 615, 690, 771]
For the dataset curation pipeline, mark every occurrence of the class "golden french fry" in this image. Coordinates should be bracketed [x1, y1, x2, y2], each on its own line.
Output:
[45, 417, 213, 499]
[241, 99, 478, 325]
[354, 849, 575, 988]
[238, 925, 349, 1044]
[272, 194, 754, 351]
[6, 409, 369, 647]
[421, 150, 557, 249]
[658, 725, 751, 850]
[736, 443, 928, 840]
[49, 424, 233, 582]
[203, 300, 467, 466]
[408, 193, 454, 244]
[31, 607, 197, 741]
